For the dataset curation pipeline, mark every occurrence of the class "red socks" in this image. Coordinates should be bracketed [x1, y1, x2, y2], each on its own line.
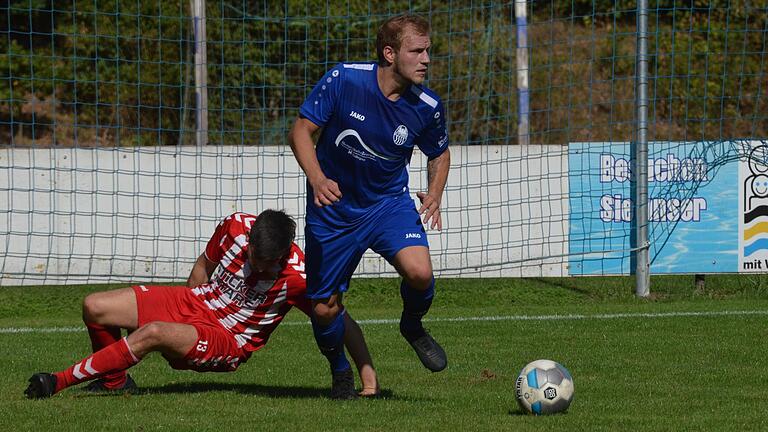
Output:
[53, 337, 140, 393]
[86, 322, 127, 388]
[86, 322, 121, 351]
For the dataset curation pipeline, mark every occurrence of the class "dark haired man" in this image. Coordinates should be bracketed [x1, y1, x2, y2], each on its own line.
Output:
[25, 210, 378, 399]
[289, 13, 451, 399]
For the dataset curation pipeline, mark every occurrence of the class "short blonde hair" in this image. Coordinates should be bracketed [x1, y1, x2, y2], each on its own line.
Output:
[376, 14, 430, 66]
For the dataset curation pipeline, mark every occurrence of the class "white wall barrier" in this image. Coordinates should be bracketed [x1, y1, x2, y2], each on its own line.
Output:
[0, 145, 569, 285]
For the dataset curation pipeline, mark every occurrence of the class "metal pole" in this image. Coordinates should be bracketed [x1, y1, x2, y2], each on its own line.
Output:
[632, 0, 650, 297]
[515, 0, 530, 146]
[694, 274, 706, 294]
[191, 0, 208, 146]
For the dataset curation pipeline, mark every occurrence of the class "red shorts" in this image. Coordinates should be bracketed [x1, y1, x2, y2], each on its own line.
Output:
[132, 285, 249, 372]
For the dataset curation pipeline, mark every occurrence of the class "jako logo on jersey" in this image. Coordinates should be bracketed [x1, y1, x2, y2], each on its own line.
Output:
[349, 111, 365, 121]
[405, 233, 422, 239]
[393, 125, 409, 146]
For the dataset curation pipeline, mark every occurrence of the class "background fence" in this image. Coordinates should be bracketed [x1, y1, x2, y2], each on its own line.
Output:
[1, 1, 767, 285]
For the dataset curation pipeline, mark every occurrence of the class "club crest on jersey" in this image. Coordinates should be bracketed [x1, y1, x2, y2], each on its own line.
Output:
[393, 125, 408, 146]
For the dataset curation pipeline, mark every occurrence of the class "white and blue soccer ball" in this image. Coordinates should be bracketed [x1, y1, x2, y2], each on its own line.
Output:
[515, 359, 574, 415]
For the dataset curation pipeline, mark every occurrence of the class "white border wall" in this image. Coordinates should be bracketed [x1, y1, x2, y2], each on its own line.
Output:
[0, 145, 569, 285]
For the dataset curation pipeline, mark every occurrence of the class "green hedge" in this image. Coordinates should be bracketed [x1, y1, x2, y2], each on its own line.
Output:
[1, 1, 766, 146]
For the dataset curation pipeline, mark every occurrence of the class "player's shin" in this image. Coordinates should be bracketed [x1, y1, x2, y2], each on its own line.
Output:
[311, 308, 351, 373]
[399, 278, 447, 372]
[85, 321, 127, 387]
[399, 277, 435, 335]
[86, 322, 121, 350]
[53, 337, 140, 393]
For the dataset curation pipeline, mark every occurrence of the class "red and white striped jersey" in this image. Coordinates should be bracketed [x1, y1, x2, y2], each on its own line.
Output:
[192, 212, 311, 353]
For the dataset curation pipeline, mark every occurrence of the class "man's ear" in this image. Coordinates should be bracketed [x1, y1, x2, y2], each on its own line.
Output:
[382, 45, 396, 65]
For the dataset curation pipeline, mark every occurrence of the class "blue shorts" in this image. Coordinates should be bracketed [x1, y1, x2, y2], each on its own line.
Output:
[304, 196, 429, 299]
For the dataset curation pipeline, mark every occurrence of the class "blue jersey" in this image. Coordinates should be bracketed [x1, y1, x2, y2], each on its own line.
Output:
[299, 62, 449, 222]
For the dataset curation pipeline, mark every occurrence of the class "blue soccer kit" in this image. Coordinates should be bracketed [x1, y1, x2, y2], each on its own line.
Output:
[299, 62, 449, 299]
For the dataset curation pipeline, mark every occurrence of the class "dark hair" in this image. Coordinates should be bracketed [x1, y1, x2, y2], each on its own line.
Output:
[248, 209, 296, 260]
[376, 14, 430, 66]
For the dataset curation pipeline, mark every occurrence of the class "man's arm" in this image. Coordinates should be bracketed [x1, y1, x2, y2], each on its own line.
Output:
[288, 117, 342, 207]
[416, 148, 451, 230]
[343, 312, 379, 396]
[291, 291, 378, 395]
[186, 253, 218, 287]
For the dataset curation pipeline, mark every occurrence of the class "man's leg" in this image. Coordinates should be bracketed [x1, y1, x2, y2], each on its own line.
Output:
[25, 321, 198, 399]
[312, 294, 357, 400]
[392, 246, 447, 372]
[81, 288, 139, 389]
[305, 219, 364, 399]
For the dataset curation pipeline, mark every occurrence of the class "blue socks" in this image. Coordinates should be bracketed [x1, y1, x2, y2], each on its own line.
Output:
[312, 278, 435, 372]
[399, 278, 435, 336]
[312, 308, 351, 373]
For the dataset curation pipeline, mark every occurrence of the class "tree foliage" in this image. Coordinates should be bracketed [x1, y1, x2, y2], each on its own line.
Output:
[1, 1, 766, 146]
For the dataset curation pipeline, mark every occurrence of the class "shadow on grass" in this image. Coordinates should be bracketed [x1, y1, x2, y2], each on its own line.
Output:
[81, 382, 398, 400]
[524, 277, 594, 296]
[508, 408, 570, 416]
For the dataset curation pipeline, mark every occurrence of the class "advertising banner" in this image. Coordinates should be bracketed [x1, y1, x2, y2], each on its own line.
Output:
[569, 141, 742, 275]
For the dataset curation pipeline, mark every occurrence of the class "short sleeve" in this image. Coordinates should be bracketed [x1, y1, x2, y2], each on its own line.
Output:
[415, 100, 449, 160]
[298, 64, 345, 128]
[282, 244, 311, 317]
[284, 247, 312, 317]
[287, 274, 313, 318]
[204, 216, 232, 264]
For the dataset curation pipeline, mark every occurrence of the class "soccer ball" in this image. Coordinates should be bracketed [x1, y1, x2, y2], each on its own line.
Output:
[515, 359, 574, 415]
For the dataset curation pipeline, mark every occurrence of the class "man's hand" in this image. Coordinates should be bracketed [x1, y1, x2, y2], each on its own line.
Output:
[420, 149, 450, 231]
[310, 176, 342, 207]
[288, 116, 341, 208]
[187, 253, 217, 287]
[417, 191, 442, 230]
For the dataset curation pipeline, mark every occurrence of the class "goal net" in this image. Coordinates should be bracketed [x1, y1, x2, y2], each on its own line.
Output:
[1, 2, 766, 284]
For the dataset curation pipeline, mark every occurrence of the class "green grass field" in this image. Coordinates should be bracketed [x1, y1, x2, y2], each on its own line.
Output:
[2, 275, 768, 431]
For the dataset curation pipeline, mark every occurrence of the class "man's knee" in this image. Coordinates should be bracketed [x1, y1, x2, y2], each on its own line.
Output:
[404, 267, 433, 291]
[130, 322, 170, 352]
[82, 293, 108, 323]
[313, 301, 341, 325]
[394, 247, 434, 290]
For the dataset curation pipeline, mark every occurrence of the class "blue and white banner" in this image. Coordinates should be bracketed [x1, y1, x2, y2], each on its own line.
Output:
[738, 143, 768, 272]
[568, 141, 741, 275]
